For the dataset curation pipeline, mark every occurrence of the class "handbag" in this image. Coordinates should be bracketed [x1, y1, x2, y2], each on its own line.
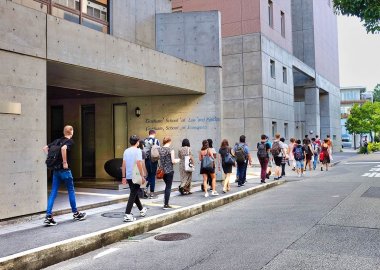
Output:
[201, 151, 214, 171]
[319, 151, 324, 162]
[185, 147, 195, 172]
[224, 147, 235, 166]
[156, 167, 164, 179]
[132, 153, 142, 185]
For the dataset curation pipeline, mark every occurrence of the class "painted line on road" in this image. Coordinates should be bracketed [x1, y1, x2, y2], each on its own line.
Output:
[362, 172, 380, 177]
[93, 248, 119, 260]
[344, 162, 380, 164]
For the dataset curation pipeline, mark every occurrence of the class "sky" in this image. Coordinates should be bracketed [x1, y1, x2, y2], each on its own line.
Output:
[338, 16, 380, 91]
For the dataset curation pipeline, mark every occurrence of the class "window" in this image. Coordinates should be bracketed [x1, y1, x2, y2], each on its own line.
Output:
[34, 0, 109, 33]
[268, 0, 273, 28]
[282, 67, 287, 84]
[272, 122, 277, 138]
[270, 60, 276, 79]
[281, 11, 285, 37]
[284, 123, 288, 139]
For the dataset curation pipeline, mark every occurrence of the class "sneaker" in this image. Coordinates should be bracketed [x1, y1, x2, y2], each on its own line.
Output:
[204, 192, 209, 198]
[163, 205, 173, 210]
[237, 184, 242, 187]
[44, 215, 57, 226]
[143, 191, 149, 199]
[261, 180, 266, 184]
[266, 174, 270, 179]
[211, 191, 219, 196]
[149, 194, 156, 199]
[274, 177, 278, 181]
[140, 207, 147, 217]
[73, 212, 87, 221]
[123, 214, 136, 222]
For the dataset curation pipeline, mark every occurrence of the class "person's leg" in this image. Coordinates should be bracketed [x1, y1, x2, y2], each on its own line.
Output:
[203, 174, 209, 195]
[164, 172, 174, 205]
[259, 158, 265, 181]
[242, 162, 248, 183]
[46, 171, 61, 216]
[145, 159, 151, 191]
[133, 184, 143, 210]
[125, 180, 140, 214]
[62, 170, 78, 213]
[211, 173, 216, 192]
[223, 173, 230, 191]
[237, 163, 245, 185]
[150, 161, 158, 192]
[281, 163, 286, 176]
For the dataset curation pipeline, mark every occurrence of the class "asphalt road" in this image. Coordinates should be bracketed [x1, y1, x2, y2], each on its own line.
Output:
[45, 155, 380, 270]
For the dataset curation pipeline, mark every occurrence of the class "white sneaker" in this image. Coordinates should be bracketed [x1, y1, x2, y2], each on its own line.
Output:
[140, 207, 147, 217]
[204, 192, 209, 198]
[123, 214, 136, 222]
[211, 191, 219, 196]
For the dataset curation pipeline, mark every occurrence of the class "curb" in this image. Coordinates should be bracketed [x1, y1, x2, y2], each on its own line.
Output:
[0, 180, 285, 270]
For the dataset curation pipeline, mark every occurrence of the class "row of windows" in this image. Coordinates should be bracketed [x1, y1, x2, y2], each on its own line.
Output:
[268, 0, 286, 38]
[270, 60, 288, 84]
[272, 122, 289, 139]
[33, 0, 109, 33]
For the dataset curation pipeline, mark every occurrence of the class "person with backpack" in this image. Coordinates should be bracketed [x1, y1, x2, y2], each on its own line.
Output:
[43, 125, 86, 226]
[303, 139, 314, 171]
[158, 137, 180, 209]
[311, 138, 320, 170]
[122, 135, 148, 222]
[280, 138, 288, 177]
[257, 134, 271, 184]
[200, 140, 218, 197]
[234, 135, 252, 187]
[144, 130, 160, 199]
[266, 136, 273, 179]
[202, 139, 217, 192]
[137, 140, 149, 198]
[218, 139, 235, 193]
[293, 139, 306, 177]
[178, 139, 194, 195]
[271, 133, 286, 180]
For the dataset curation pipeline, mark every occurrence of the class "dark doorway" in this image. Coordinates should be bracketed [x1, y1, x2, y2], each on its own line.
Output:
[51, 106, 64, 141]
[81, 105, 96, 177]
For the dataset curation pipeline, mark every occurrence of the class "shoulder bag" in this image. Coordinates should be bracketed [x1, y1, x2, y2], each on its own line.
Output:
[185, 147, 195, 172]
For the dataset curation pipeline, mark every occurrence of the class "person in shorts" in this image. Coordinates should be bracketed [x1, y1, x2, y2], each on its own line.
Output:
[293, 139, 306, 177]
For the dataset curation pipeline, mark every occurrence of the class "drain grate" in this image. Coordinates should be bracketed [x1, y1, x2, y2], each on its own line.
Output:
[101, 212, 124, 218]
[361, 187, 380, 198]
[154, 233, 191, 242]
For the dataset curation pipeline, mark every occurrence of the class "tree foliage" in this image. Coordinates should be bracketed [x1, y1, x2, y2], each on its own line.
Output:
[373, 84, 380, 102]
[346, 102, 380, 136]
[333, 0, 380, 33]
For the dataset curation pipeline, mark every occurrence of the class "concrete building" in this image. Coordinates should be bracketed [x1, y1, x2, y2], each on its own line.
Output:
[0, 0, 340, 220]
[171, 0, 341, 142]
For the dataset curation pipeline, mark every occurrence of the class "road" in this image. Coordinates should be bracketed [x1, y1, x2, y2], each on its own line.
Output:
[45, 155, 380, 270]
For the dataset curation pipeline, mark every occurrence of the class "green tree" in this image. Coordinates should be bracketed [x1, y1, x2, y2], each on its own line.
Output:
[373, 84, 380, 102]
[333, 0, 380, 34]
[345, 104, 371, 135]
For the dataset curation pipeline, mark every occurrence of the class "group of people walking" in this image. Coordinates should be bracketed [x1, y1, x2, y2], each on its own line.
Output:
[42, 126, 333, 225]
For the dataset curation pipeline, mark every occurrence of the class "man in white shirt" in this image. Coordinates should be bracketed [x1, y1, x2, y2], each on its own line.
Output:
[122, 135, 147, 222]
[271, 133, 285, 180]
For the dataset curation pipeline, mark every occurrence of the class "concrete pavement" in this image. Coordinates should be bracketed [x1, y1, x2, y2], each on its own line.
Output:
[41, 152, 380, 270]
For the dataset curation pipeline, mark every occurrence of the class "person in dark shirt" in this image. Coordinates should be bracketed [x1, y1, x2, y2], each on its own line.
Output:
[43, 125, 86, 226]
[257, 134, 271, 183]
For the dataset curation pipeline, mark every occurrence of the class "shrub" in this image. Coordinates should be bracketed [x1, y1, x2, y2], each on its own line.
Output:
[368, 142, 380, 152]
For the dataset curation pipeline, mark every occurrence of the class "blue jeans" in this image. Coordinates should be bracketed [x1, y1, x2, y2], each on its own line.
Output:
[237, 161, 248, 185]
[145, 159, 158, 192]
[313, 154, 318, 169]
[46, 169, 78, 216]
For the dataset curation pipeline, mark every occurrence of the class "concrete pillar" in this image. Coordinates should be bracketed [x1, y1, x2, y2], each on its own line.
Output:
[305, 87, 320, 137]
[320, 93, 331, 139]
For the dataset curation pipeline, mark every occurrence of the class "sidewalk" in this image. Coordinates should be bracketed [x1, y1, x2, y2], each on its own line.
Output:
[0, 151, 358, 270]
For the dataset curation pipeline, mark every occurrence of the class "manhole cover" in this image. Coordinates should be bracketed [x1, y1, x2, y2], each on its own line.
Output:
[154, 233, 191, 241]
[101, 212, 124, 218]
[361, 187, 380, 198]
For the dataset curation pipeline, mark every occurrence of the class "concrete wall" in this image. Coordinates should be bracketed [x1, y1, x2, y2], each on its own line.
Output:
[47, 14, 205, 94]
[156, 11, 222, 67]
[0, 0, 47, 220]
[111, 0, 172, 49]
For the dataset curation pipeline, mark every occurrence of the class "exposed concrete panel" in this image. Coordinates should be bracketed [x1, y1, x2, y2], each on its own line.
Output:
[111, 0, 136, 44]
[155, 0, 172, 13]
[0, 50, 46, 220]
[135, 0, 156, 49]
[156, 11, 222, 67]
[0, 0, 46, 58]
[223, 54, 243, 88]
[46, 15, 206, 94]
[305, 87, 320, 135]
[223, 86, 244, 100]
[222, 36, 243, 56]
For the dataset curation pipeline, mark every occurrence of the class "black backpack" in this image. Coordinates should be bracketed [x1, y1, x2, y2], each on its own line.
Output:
[257, 142, 268, 159]
[45, 138, 68, 170]
[271, 141, 281, 157]
[235, 146, 246, 164]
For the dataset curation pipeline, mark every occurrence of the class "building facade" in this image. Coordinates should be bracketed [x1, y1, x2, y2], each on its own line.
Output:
[0, 0, 340, 220]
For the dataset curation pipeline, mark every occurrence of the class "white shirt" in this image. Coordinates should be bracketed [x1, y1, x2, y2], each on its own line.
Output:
[123, 147, 143, 179]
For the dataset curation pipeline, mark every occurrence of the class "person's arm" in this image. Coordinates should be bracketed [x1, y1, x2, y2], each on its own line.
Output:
[218, 151, 221, 171]
[199, 151, 202, 161]
[246, 147, 252, 165]
[42, 145, 49, 154]
[61, 145, 68, 169]
[122, 160, 127, 185]
[171, 149, 179, 164]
